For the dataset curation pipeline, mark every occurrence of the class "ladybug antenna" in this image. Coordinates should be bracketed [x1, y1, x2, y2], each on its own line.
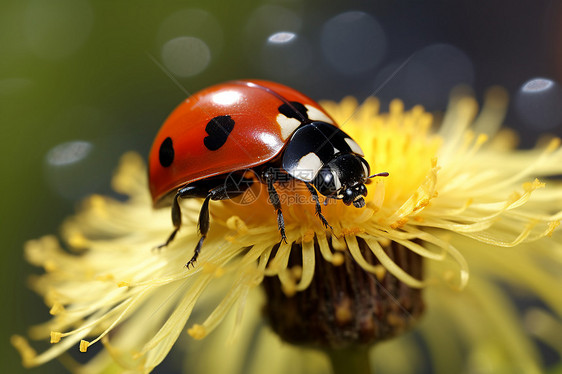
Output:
[368, 172, 389, 179]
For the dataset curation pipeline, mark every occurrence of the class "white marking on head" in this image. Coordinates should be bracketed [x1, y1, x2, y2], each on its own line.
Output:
[294, 152, 323, 181]
[277, 113, 301, 140]
[333, 171, 342, 191]
[362, 161, 369, 177]
[345, 138, 364, 156]
[305, 105, 334, 124]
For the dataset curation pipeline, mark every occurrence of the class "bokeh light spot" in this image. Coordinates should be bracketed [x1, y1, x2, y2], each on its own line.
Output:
[157, 9, 223, 56]
[522, 78, 554, 92]
[268, 32, 297, 44]
[259, 33, 312, 78]
[515, 78, 562, 130]
[244, 5, 306, 79]
[47, 141, 92, 167]
[44, 140, 97, 200]
[321, 11, 387, 74]
[161, 36, 211, 77]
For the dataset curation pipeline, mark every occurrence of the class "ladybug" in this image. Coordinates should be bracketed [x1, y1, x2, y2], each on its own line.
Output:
[149, 80, 388, 267]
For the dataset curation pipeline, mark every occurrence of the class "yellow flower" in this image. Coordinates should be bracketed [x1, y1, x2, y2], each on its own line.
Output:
[12, 87, 562, 373]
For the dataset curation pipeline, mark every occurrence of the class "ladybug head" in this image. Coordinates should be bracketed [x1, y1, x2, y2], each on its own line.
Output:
[313, 153, 371, 208]
[342, 183, 368, 207]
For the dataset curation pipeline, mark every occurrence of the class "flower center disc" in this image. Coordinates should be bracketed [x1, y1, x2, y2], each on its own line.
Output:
[262, 238, 425, 349]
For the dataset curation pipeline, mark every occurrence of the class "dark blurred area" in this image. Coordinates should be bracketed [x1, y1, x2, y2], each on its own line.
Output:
[2, 1, 561, 373]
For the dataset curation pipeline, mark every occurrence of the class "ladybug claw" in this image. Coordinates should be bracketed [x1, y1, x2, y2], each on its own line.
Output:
[152, 243, 165, 253]
[185, 259, 197, 268]
[279, 225, 288, 244]
[184, 236, 205, 269]
[155, 227, 179, 253]
[319, 216, 334, 231]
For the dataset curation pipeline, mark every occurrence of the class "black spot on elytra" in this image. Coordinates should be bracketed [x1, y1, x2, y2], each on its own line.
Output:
[204, 115, 235, 151]
[278, 101, 308, 121]
[159, 137, 174, 167]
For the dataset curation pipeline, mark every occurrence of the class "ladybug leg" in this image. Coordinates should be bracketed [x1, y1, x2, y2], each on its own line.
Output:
[157, 176, 254, 267]
[263, 169, 288, 243]
[156, 185, 203, 250]
[304, 182, 333, 231]
[186, 194, 211, 268]
[186, 176, 254, 268]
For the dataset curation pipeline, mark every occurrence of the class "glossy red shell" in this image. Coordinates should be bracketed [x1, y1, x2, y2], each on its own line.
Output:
[148, 80, 335, 206]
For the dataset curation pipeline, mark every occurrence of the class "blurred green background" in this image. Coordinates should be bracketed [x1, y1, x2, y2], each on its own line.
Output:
[2, 1, 561, 373]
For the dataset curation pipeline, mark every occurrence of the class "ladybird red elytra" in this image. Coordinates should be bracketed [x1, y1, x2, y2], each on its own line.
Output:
[148, 80, 388, 267]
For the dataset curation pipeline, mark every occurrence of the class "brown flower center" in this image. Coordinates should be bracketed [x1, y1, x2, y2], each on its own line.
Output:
[262, 237, 425, 349]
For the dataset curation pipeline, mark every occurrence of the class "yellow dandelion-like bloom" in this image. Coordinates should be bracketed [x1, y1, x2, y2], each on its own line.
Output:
[12, 87, 562, 374]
